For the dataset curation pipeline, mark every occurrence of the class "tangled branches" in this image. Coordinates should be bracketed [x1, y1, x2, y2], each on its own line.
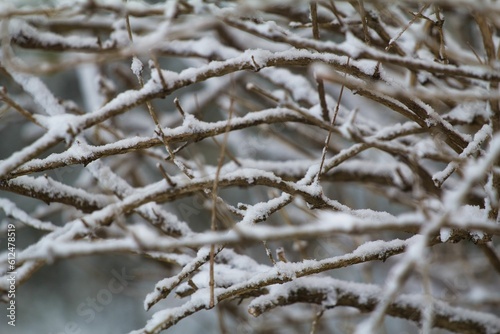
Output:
[1, 1, 500, 333]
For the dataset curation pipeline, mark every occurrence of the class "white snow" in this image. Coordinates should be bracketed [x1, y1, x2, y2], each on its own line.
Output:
[0, 199, 57, 231]
[131, 56, 144, 77]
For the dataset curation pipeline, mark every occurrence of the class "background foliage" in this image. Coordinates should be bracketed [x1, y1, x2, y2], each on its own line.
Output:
[1, 0, 500, 333]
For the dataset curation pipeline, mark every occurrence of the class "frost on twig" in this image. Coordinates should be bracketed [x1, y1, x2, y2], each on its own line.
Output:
[1, 1, 500, 333]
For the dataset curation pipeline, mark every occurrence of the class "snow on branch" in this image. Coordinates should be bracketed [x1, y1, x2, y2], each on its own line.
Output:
[1, 1, 500, 333]
[248, 276, 500, 334]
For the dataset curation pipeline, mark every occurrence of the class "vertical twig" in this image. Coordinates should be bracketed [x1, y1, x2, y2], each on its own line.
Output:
[474, 12, 500, 220]
[263, 241, 276, 265]
[419, 264, 435, 334]
[209, 94, 235, 308]
[434, 6, 448, 64]
[309, 309, 324, 334]
[316, 78, 329, 122]
[316, 58, 349, 183]
[311, 2, 329, 122]
[310, 2, 320, 40]
[357, 0, 370, 45]
[216, 305, 228, 334]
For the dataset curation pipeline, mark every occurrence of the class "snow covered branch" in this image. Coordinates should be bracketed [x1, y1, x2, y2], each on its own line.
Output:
[1, 1, 499, 333]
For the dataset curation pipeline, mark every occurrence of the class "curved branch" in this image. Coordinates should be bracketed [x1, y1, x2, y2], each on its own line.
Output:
[0, 175, 114, 213]
[247, 277, 500, 334]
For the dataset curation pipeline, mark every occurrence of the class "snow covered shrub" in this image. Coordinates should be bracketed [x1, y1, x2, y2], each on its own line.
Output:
[1, 0, 500, 333]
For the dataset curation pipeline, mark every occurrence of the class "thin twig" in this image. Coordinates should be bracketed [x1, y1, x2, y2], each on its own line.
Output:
[316, 58, 347, 182]
[209, 97, 235, 308]
[0, 88, 45, 128]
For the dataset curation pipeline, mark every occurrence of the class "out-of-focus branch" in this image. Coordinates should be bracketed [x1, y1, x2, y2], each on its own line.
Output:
[248, 277, 500, 334]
